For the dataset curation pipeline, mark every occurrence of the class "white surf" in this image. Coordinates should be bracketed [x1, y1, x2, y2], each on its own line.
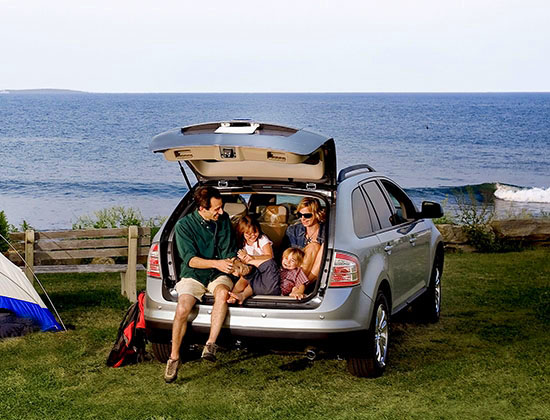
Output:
[494, 184, 550, 203]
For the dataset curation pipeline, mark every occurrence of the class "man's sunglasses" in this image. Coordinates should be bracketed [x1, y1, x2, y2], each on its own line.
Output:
[298, 212, 313, 219]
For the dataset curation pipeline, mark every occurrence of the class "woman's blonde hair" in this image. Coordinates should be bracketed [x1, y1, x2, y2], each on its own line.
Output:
[296, 197, 325, 223]
[282, 247, 305, 266]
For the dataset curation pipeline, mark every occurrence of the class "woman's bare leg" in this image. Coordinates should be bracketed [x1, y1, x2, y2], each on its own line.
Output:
[301, 242, 321, 279]
[308, 243, 324, 281]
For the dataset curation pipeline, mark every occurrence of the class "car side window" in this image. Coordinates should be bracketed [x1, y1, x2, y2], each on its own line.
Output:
[362, 181, 393, 230]
[380, 180, 417, 225]
[352, 187, 374, 237]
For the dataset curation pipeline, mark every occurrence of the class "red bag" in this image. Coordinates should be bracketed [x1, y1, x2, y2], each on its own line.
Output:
[107, 292, 147, 367]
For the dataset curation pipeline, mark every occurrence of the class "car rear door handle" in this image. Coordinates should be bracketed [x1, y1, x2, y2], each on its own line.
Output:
[384, 245, 393, 254]
[409, 237, 417, 246]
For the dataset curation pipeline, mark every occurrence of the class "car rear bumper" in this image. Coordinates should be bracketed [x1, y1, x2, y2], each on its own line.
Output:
[144, 276, 373, 341]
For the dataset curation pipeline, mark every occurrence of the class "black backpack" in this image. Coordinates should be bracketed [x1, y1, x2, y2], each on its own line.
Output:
[0, 310, 36, 339]
[107, 292, 147, 367]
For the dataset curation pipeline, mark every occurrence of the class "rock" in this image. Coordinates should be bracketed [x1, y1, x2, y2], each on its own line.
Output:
[436, 220, 550, 251]
[436, 224, 468, 244]
[490, 219, 550, 243]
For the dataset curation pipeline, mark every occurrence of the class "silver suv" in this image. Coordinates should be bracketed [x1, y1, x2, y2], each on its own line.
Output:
[144, 120, 444, 377]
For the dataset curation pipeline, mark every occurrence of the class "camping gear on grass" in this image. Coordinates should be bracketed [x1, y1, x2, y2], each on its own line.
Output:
[0, 310, 36, 338]
[107, 291, 147, 367]
[0, 252, 62, 335]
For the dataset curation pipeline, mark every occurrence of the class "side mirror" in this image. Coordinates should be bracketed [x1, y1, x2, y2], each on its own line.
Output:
[419, 201, 443, 219]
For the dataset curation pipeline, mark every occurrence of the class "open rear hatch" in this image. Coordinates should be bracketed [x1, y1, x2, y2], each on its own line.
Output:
[150, 120, 337, 189]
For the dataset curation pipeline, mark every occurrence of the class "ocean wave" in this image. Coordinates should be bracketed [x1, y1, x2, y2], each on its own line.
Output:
[494, 184, 550, 203]
[405, 183, 498, 203]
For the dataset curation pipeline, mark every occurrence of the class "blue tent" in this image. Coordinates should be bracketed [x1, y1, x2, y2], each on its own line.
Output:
[0, 253, 61, 334]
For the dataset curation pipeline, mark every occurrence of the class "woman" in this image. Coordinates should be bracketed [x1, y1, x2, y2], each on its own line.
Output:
[284, 197, 326, 281]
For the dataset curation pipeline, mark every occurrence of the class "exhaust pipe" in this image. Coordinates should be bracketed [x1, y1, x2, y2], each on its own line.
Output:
[305, 346, 317, 361]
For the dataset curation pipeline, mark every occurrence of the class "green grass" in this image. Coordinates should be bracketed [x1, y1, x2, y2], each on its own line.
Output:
[1, 250, 550, 420]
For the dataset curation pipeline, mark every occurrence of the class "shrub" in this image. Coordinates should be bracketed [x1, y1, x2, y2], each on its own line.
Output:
[72, 206, 166, 233]
[73, 206, 145, 229]
[71, 207, 166, 264]
[0, 211, 10, 253]
[0, 211, 18, 254]
[432, 197, 455, 224]
[20, 220, 34, 232]
[453, 188, 522, 253]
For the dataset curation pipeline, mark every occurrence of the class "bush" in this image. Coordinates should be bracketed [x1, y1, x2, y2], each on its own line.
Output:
[454, 188, 522, 253]
[432, 197, 455, 224]
[0, 211, 11, 253]
[72, 206, 143, 229]
[72, 206, 166, 233]
[0, 211, 19, 254]
[19, 220, 34, 232]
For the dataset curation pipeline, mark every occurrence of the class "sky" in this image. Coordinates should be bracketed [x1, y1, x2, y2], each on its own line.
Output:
[1, 0, 549, 93]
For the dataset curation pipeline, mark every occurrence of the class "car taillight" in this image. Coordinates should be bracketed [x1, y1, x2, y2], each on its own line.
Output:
[147, 242, 161, 278]
[329, 252, 361, 287]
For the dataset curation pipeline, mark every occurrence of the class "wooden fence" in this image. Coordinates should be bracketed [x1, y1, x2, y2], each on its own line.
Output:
[8, 226, 151, 302]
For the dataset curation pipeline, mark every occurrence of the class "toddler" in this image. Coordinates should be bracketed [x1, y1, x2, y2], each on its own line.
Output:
[280, 247, 310, 300]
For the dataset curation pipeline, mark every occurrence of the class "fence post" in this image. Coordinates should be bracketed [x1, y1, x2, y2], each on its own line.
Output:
[24, 229, 35, 283]
[123, 225, 138, 303]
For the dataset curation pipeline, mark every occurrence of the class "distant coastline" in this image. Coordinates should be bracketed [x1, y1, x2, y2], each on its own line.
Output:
[0, 88, 88, 95]
[1, 89, 549, 95]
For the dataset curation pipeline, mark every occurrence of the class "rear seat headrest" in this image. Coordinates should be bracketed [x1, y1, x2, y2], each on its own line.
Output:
[224, 202, 247, 219]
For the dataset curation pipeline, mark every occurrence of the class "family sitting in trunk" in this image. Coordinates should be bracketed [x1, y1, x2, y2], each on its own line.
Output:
[227, 196, 325, 303]
[165, 187, 325, 382]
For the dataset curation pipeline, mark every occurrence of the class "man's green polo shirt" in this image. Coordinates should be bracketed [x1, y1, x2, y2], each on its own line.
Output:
[174, 210, 236, 286]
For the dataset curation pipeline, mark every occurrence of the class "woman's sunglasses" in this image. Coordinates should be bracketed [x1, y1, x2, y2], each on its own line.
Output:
[298, 212, 313, 219]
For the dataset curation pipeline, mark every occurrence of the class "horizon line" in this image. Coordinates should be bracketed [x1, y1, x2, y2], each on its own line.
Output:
[2, 88, 550, 95]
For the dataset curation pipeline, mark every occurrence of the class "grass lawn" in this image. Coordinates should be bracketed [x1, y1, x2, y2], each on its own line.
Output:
[1, 249, 549, 420]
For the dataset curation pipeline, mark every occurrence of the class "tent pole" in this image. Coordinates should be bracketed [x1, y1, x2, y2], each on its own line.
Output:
[0, 233, 67, 332]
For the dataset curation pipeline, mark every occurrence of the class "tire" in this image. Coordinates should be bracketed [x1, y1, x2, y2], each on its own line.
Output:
[416, 258, 443, 323]
[151, 342, 171, 363]
[347, 291, 390, 378]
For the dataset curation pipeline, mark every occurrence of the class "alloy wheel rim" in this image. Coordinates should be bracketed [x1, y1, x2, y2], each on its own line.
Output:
[374, 303, 388, 366]
[434, 268, 441, 315]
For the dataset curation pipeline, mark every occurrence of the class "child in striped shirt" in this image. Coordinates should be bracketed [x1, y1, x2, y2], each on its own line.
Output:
[280, 247, 310, 300]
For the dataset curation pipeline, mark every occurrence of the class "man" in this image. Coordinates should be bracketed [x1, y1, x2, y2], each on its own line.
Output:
[164, 186, 236, 383]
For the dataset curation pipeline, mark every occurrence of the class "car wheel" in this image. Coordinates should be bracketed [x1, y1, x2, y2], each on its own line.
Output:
[151, 342, 171, 363]
[347, 291, 390, 378]
[416, 259, 442, 323]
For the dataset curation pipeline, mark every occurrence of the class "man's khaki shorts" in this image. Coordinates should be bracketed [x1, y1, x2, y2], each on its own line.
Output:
[175, 275, 233, 301]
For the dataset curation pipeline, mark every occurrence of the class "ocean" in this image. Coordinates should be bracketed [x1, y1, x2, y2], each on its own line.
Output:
[0, 92, 549, 230]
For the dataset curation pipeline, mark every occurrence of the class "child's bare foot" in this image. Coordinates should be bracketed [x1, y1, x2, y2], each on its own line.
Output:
[227, 291, 247, 305]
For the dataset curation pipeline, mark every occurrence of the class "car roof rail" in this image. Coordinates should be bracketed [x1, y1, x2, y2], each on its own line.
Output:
[337, 164, 376, 183]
